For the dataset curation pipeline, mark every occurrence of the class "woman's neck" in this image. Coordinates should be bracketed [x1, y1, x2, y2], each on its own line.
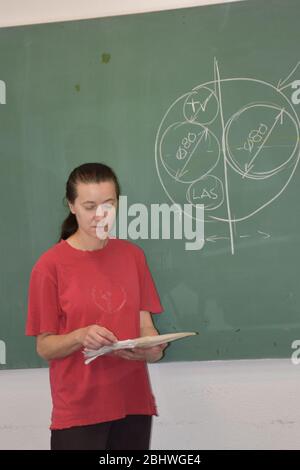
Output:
[67, 231, 108, 251]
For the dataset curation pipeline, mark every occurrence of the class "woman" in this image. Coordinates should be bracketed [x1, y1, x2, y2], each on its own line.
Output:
[26, 162, 166, 450]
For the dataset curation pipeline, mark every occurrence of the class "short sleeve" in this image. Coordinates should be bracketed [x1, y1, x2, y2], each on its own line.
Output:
[26, 268, 61, 336]
[138, 250, 164, 314]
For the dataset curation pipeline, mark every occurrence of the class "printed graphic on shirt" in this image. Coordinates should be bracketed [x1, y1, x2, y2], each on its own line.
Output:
[91, 281, 127, 315]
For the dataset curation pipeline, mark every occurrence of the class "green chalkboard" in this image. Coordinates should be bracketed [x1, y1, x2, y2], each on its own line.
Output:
[1, 0, 300, 369]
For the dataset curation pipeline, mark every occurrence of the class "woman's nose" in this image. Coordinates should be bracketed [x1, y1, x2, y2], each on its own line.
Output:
[95, 212, 107, 223]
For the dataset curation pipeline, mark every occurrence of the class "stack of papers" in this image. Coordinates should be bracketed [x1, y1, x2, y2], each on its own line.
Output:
[84, 332, 197, 364]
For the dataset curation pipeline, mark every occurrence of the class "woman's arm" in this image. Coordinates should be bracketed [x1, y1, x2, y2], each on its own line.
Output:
[140, 310, 160, 337]
[36, 325, 118, 361]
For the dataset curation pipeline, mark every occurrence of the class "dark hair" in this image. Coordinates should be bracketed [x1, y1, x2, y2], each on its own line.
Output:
[59, 162, 121, 241]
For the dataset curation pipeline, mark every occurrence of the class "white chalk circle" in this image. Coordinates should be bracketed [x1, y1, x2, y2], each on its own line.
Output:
[186, 175, 224, 211]
[160, 121, 220, 184]
[183, 86, 219, 125]
[225, 104, 299, 180]
[155, 77, 300, 223]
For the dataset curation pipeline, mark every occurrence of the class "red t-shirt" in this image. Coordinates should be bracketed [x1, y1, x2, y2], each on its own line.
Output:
[26, 238, 163, 430]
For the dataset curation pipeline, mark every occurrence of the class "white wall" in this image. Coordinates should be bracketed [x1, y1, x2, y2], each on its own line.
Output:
[0, 0, 242, 27]
[1, 0, 297, 451]
[1, 359, 300, 450]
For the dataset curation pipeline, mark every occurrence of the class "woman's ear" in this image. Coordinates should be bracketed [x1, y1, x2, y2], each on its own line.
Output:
[68, 202, 75, 215]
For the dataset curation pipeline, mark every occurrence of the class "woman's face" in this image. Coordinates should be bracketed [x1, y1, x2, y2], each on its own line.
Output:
[68, 180, 118, 239]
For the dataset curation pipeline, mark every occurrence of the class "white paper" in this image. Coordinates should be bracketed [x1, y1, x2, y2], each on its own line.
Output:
[83, 332, 197, 364]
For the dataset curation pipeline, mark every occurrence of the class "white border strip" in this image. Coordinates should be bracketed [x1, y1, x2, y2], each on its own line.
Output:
[0, 0, 246, 28]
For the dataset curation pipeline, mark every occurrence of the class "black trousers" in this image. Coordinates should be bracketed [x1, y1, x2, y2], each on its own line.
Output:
[50, 414, 152, 450]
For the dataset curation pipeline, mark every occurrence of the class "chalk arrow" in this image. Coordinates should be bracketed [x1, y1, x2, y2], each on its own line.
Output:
[243, 109, 284, 178]
[176, 128, 209, 180]
[277, 62, 300, 91]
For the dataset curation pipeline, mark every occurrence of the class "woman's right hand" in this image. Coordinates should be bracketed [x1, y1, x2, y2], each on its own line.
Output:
[78, 325, 118, 350]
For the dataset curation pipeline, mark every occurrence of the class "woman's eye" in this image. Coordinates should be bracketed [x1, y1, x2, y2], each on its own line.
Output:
[86, 207, 95, 211]
[102, 203, 113, 210]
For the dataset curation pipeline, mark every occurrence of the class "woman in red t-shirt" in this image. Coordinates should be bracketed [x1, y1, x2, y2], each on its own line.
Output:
[26, 162, 166, 450]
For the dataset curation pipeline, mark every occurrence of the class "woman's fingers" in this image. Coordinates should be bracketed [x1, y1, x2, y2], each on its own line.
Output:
[82, 325, 118, 349]
[94, 326, 118, 343]
[83, 338, 102, 350]
[112, 349, 145, 361]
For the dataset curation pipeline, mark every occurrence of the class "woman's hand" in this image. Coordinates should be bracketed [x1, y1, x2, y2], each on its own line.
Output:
[112, 343, 168, 363]
[78, 324, 118, 350]
[36, 325, 117, 361]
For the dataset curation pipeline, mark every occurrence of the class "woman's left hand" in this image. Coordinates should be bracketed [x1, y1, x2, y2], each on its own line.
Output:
[112, 343, 167, 363]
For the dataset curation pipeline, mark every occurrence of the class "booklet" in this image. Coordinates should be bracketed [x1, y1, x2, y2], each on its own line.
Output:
[84, 332, 197, 364]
